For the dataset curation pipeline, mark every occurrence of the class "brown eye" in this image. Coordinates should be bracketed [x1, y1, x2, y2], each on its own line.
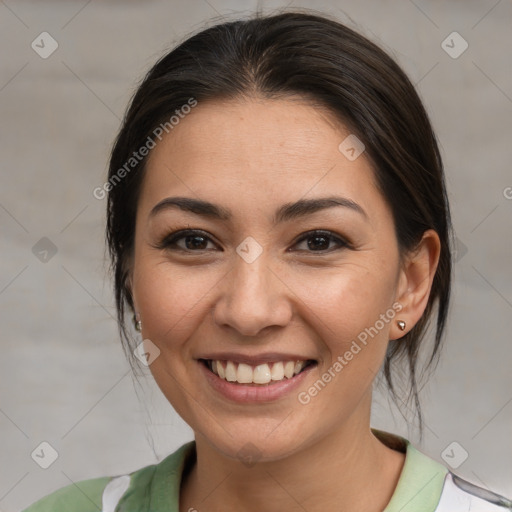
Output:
[160, 230, 219, 252]
[293, 230, 348, 253]
[181, 234, 210, 250]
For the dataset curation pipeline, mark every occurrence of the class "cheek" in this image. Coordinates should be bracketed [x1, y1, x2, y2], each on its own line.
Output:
[292, 263, 398, 351]
[132, 257, 222, 350]
[291, 266, 398, 420]
[131, 260, 215, 415]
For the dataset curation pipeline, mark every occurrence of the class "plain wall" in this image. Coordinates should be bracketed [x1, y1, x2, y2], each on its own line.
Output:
[1, 1, 511, 510]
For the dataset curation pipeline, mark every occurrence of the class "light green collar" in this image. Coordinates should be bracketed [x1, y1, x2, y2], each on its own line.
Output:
[375, 430, 447, 512]
[133, 430, 447, 512]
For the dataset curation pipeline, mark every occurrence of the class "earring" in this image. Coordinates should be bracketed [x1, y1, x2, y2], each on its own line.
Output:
[134, 314, 142, 332]
[397, 320, 406, 331]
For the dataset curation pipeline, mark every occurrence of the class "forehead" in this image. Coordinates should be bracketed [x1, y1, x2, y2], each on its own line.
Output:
[139, 96, 383, 218]
[148, 96, 347, 170]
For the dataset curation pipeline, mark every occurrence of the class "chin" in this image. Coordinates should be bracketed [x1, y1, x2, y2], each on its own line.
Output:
[194, 414, 324, 466]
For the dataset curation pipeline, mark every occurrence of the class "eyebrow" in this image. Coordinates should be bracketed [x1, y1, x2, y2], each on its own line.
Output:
[149, 196, 368, 223]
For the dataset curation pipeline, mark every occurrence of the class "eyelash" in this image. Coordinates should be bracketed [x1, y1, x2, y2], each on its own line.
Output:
[156, 229, 350, 254]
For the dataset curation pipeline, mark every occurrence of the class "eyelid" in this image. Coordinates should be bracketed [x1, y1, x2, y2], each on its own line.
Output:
[155, 228, 351, 253]
[290, 229, 351, 252]
[155, 228, 221, 251]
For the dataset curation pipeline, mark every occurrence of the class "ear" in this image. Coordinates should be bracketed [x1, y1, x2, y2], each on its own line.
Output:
[391, 229, 441, 340]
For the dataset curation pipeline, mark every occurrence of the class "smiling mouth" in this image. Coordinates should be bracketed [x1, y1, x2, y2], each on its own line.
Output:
[199, 359, 317, 386]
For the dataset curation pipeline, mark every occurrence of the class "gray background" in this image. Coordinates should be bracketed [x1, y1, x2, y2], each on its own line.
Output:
[1, 0, 511, 510]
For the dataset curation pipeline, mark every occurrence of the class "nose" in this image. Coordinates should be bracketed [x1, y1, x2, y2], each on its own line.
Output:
[212, 253, 293, 337]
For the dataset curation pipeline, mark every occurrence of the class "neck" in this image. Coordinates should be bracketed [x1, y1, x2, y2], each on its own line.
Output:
[180, 401, 405, 512]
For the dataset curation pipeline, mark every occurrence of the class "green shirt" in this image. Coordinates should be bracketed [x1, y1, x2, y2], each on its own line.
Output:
[22, 430, 512, 511]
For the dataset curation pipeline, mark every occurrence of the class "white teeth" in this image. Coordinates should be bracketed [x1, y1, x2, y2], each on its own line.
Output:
[253, 364, 271, 384]
[284, 361, 295, 379]
[271, 361, 284, 381]
[225, 361, 237, 382]
[217, 361, 226, 379]
[237, 363, 253, 384]
[207, 359, 311, 385]
[294, 361, 306, 375]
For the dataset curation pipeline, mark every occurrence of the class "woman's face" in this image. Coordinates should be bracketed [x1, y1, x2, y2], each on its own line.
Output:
[131, 97, 411, 461]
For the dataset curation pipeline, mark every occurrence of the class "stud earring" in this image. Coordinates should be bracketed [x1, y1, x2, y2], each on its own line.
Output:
[134, 314, 142, 332]
[397, 320, 406, 331]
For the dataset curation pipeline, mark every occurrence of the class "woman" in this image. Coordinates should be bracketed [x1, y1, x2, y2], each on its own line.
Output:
[23, 11, 512, 512]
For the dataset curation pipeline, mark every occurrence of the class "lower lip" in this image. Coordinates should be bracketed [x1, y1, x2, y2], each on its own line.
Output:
[198, 361, 315, 403]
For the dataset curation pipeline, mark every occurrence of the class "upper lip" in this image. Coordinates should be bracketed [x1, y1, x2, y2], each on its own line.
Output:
[197, 352, 316, 366]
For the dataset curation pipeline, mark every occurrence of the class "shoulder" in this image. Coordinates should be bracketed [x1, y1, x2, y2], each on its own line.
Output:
[435, 472, 512, 511]
[404, 442, 512, 511]
[21, 475, 112, 512]
[373, 430, 512, 512]
[22, 442, 195, 512]
[21, 462, 157, 512]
